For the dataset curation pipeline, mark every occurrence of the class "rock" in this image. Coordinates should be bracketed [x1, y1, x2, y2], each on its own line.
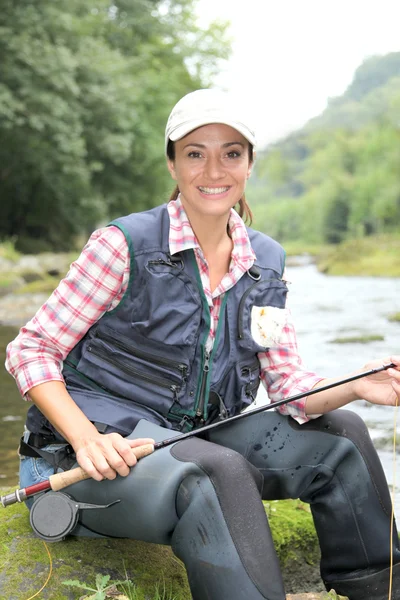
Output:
[0, 252, 75, 325]
[287, 594, 347, 599]
[0, 494, 341, 599]
[0, 496, 190, 600]
[0, 292, 50, 326]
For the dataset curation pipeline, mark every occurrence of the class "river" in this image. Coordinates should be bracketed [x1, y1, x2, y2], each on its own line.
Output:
[0, 262, 400, 511]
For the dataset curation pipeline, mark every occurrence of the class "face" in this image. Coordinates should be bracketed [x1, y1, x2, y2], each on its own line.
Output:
[167, 123, 253, 221]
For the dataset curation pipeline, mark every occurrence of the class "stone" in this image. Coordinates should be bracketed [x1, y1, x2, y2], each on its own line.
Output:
[0, 492, 348, 599]
[287, 594, 348, 599]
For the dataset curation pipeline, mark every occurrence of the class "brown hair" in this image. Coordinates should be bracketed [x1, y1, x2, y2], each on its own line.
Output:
[166, 140, 254, 225]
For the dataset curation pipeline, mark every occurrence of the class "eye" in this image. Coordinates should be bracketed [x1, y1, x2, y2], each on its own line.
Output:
[226, 150, 241, 159]
[188, 151, 202, 158]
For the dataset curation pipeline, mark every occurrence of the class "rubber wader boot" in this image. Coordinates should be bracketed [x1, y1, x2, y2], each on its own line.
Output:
[325, 562, 400, 600]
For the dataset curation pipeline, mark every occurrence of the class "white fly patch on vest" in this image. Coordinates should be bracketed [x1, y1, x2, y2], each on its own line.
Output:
[251, 306, 288, 347]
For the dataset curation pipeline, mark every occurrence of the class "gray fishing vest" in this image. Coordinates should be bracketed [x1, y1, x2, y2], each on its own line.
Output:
[26, 204, 288, 438]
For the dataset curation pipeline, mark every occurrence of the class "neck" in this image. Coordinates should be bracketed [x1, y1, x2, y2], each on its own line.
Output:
[187, 212, 231, 254]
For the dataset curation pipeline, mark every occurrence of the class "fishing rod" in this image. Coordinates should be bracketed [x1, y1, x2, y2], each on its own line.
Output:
[1, 361, 396, 508]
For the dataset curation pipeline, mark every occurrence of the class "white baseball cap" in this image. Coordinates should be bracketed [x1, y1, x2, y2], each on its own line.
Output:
[165, 89, 257, 153]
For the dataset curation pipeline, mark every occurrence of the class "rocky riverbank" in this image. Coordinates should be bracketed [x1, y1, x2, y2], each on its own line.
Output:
[0, 252, 74, 326]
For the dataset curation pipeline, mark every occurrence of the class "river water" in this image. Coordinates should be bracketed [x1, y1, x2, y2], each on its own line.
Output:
[0, 262, 400, 510]
[256, 261, 400, 513]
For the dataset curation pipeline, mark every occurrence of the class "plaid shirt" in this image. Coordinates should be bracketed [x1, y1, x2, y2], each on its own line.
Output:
[5, 198, 322, 423]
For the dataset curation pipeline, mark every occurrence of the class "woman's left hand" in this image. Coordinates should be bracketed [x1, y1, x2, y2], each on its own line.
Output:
[353, 355, 400, 406]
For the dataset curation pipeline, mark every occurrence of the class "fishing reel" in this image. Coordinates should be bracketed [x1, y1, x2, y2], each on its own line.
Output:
[29, 491, 119, 542]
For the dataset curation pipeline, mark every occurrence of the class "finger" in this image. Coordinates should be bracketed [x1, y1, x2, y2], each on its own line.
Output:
[388, 367, 400, 381]
[76, 453, 110, 482]
[101, 445, 132, 477]
[128, 437, 155, 448]
[112, 437, 140, 468]
[390, 357, 400, 370]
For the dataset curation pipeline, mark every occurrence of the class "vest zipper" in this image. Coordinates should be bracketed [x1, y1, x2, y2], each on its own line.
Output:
[94, 329, 188, 380]
[245, 374, 260, 402]
[194, 292, 229, 422]
[87, 344, 181, 398]
[147, 257, 182, 268]
[195, 349, 211, 419]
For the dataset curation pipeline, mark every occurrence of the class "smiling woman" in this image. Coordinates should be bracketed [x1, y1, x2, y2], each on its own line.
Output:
[4, 88, 400, 600]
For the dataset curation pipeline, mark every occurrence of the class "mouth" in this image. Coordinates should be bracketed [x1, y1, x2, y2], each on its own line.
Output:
[198, 186, 230, 195]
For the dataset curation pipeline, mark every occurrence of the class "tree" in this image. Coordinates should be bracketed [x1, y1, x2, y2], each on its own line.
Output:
[0, 0, 229, 250]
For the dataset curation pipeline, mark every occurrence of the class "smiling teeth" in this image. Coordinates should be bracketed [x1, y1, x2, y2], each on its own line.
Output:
[199, 186, 229, 194]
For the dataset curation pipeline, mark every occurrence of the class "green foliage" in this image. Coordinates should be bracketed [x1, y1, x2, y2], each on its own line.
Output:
[249, 52, 400, 256]
[388, 312, 400, 323]
[0, 0, 230, 251]
[314, 234, 400, 276]
[63, 574, 116, 599]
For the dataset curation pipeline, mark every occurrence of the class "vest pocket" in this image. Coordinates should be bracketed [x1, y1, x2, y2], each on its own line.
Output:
[237, 279, 288, 351]
[75, 327, 189, 415]
[211, 358, 261, 417]
[241, 359, 261, 406]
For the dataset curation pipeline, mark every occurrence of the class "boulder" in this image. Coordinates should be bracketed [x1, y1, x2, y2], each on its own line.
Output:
[0, 494, 347, 599]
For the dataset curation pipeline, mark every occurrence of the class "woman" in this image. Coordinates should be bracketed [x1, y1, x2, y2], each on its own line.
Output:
[6, 88, 400, 600]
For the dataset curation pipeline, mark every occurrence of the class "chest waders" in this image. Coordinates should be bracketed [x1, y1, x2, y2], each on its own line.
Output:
[24, 406, 400, 600]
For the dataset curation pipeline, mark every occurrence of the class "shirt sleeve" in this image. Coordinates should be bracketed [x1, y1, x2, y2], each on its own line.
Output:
[5, 226, 130, 398]
[258, 308, 324, 424]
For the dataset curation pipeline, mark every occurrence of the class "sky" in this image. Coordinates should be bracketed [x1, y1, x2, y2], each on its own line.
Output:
[195, 0, 400, 149]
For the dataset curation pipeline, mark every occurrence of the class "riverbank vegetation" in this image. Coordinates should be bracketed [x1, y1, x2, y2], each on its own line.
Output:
[1, 4, 399, 280]
[0, 0, 229, 252]
[249, 52, 400, 277]
[0, 495, 327, 598]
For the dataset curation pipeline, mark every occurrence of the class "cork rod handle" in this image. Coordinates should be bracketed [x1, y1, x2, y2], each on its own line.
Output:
[48, 443, 155, 492]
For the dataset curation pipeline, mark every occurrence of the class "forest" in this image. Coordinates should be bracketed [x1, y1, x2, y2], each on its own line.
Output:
[249, 52, 400, 248]
[0, 0, 228, 251]
[1, 1, 399, 255]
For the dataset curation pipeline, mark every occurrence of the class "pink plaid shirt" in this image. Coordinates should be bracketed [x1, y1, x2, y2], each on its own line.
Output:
[5, 198, 322, 423]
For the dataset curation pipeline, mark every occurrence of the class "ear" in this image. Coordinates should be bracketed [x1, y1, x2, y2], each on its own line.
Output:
[247, 151, 256, 178]
[167, 159, 178, 181]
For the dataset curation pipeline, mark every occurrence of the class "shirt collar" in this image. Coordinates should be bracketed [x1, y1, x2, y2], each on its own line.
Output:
[167, 196, 256, 269]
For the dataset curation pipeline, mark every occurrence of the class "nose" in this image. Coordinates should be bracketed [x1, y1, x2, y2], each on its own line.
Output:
[205, 156, 225, 180]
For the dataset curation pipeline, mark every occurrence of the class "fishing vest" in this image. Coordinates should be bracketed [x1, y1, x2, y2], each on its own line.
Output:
[26, 204, 288, 439]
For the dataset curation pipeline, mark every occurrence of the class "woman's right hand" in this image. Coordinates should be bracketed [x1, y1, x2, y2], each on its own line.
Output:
[73, 432, 155, 481]
[26, 381, 155, 482]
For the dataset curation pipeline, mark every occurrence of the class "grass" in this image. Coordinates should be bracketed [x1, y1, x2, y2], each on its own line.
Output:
[62, 572, 181, 600]
[388, 312, 400, 323]
[65, 574, 181, 599]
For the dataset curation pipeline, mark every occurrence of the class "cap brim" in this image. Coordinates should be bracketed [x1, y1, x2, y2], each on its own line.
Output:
[167, 119, 256, 148]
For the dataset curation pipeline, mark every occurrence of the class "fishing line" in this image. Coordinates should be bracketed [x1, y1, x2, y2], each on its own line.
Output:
[24, 540, 52, 600]
[388, 395, 398, 600]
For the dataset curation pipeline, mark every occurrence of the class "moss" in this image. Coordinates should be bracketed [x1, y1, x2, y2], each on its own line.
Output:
[267, 500, 317, 563]
[266, 499, 324, 593]
[0, 497, 190, 600]
[329, 334, 384, 344]
[0, 273, 23, 289]
[14, 276, 60, 295]
[388, 312, 400, 323]
[0, 493, 343, 599]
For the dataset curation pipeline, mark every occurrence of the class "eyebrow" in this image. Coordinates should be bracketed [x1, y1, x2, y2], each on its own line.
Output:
[182, 141, 245, 150]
